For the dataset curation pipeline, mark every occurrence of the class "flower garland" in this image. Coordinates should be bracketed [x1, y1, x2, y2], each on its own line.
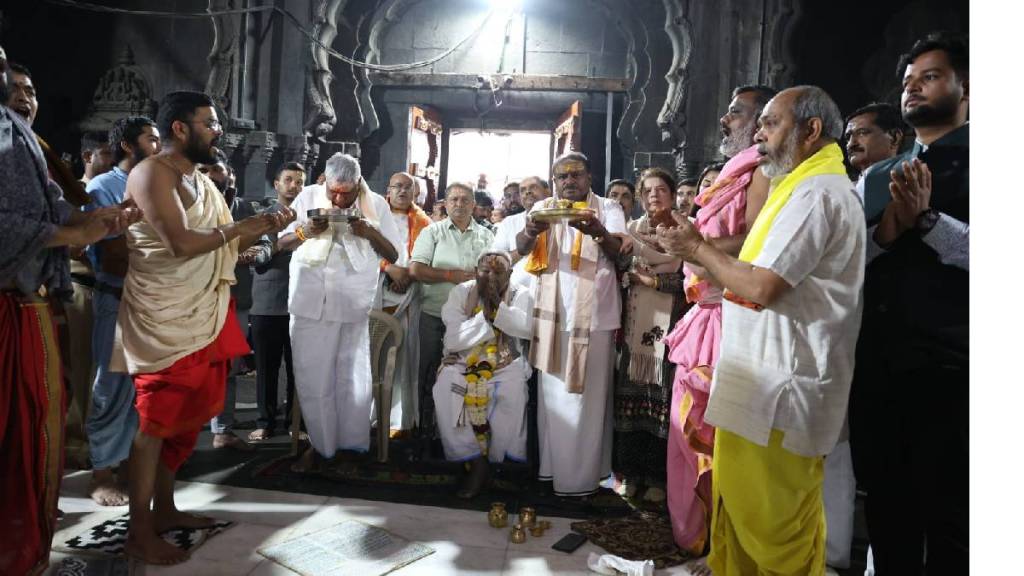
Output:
[463, 328, 499, 456]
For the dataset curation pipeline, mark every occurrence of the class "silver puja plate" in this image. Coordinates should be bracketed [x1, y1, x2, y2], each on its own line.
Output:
[307, 207, 362, 222]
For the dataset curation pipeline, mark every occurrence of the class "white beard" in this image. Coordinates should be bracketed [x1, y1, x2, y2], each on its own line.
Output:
[760, 129, 801, 179]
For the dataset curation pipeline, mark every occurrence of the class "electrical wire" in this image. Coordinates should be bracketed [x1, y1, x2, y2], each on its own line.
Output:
[43, 0, 496, 72]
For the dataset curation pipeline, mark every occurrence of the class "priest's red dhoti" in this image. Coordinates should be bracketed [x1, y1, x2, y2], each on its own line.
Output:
[133, 300, 250, 471]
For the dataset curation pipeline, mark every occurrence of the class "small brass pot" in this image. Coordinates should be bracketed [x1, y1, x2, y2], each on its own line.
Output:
[488, 502, 508, 528]
[510, 523, 527, 544]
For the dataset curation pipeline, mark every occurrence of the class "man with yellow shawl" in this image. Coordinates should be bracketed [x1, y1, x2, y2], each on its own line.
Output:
[658, 86, 865, 575]
[114, 91, 294, 565]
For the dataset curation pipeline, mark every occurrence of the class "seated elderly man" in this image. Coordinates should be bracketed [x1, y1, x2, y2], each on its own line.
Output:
[279, 153, 400, 472]
[433, 251, 533, 498]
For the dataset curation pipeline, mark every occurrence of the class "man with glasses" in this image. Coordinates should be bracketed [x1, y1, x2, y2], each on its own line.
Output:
[380, 171, 433, 435]
[278, 153, 399, 473]
[410, 182, 494, 447]
[115, 91, 293, 564]
[492, 175, 552, 288]
[515, 152, 626, 496]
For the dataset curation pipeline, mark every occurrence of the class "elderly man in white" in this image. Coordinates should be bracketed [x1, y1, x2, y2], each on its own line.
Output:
[279, 153, 400, 471]
[433, 251, 533, 498]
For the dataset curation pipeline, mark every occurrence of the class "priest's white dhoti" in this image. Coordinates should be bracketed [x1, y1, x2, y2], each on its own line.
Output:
[433, 357, 530, 463]
[824, 438, 856, 568]
[291, 315, 372, 456]
[537, 329, 615, 496]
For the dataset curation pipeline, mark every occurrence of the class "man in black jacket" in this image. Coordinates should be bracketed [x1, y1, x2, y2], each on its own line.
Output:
[850, 31, 969, 575]
[249, 162, 306, 441]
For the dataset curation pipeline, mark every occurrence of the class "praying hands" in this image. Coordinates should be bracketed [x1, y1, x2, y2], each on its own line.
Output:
[656, 210, 705, 261]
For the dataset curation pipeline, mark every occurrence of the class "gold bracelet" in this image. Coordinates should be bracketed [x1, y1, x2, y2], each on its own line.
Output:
[295, 226, 307, 242]
[216, 227, 227, 246]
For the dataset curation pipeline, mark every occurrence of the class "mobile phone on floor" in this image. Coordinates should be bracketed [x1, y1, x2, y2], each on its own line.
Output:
[551, 532, 588, 553]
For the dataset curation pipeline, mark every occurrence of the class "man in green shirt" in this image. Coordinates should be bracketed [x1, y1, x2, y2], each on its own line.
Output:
[410, 182, 494, 443]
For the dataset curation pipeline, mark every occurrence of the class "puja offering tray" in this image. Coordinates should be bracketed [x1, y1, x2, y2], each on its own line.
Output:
[307, 207, 363, 222]
[530, 198, 594, 223]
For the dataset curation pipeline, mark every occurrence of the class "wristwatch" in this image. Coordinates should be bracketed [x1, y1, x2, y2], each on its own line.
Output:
[914, 208, 940, 235]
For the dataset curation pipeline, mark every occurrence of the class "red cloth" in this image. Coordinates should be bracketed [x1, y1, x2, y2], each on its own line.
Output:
[133, 300, 250, 471]
[0, 293, 65, 576]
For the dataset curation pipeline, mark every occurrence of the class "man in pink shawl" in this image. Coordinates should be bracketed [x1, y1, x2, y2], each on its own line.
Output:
[662, 85, 775, 567]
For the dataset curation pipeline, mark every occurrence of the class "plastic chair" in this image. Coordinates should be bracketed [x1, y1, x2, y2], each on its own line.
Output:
[288, 310, 404, 462]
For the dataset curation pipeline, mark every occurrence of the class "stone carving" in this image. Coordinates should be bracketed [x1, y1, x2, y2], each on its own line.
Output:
[205, 0, 241, 111]
[761, 0, 801, 90]
[245, 130, 279, 165]
[306, 0, 349, 141]
[656, 0, 693, 148]
[77, 44, 157, 134]
[282, 134, 313, 166]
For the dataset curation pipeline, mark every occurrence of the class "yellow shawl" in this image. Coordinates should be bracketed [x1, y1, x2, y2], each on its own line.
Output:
[725, 142, 847, 310]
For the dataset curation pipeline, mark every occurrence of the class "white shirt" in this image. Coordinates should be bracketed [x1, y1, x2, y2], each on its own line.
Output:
[490, 211, 532, 289]
[441, 280, 534, 359]
[528, 196, 627, 332]
[705, 174, 866, 457]
[285, 185, 401, 323]
[382, 210, 411, 307]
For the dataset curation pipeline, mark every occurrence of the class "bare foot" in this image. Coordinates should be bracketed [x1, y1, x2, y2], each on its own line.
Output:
[248, 428, 271, 441]
[212, 433, 254, 451]
[125, 532, 189, 565]
[90, 471, 129, 506]
[290, 446, 319, 473]
[685, 557, 712, 576]
[154, 509, 218, 533]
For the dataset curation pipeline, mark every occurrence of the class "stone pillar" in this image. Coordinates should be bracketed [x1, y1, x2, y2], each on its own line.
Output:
[242, 130, 278, 199]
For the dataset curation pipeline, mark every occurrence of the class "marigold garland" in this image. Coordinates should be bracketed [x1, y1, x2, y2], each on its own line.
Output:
[463, 334, 499, 456]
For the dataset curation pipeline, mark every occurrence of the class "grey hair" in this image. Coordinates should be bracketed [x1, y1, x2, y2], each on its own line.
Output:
[790, 85, 844, 141]
[324, 152, 361, 185]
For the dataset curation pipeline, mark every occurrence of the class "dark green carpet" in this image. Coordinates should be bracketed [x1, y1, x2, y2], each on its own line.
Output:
[177, 410, 631, 520]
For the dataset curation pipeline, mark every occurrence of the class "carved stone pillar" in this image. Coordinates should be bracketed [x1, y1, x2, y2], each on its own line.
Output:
[281, 134, 313, 169]
[242, 130, 278, 199]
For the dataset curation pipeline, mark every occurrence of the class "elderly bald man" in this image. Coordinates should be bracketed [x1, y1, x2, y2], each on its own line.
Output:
[657, 85, 865, 576]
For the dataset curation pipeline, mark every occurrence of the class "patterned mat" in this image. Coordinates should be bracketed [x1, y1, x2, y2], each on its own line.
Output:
[570, 511, 693, 569]
[55, 513, 233, 557]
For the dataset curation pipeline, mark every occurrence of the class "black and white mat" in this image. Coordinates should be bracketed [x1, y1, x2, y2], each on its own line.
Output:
[55, 513, 234, 557]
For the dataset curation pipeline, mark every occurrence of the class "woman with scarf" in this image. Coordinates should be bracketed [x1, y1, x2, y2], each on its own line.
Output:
[612, 168, 689, 503]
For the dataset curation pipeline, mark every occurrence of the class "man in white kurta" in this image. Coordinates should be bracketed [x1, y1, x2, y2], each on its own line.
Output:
[282, 153, 400, 468]
[433, 253, 533, 472]
[378, 172, 433, 433]
[516, 153, 627, 497]
[491, 175, 551, 289]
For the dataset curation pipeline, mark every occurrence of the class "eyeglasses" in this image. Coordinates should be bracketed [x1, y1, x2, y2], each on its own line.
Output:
[387, 184, 414, 192]
[553, 170, 588, 182]
[190, 119, 223, 131]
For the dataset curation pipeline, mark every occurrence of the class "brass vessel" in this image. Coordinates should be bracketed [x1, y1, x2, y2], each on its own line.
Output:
[488, 502, 509, 528]
[510, 523, 527, 544]
[518, 507, 537, 528]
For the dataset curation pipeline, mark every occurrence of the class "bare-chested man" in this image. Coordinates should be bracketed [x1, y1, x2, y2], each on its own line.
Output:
[113, 91, 294, 565]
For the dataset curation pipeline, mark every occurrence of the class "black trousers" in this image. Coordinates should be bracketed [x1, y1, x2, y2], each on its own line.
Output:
[251, 314, 296, 432]
[850, 359, 968, 575]
[416, 311, 446, 436]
